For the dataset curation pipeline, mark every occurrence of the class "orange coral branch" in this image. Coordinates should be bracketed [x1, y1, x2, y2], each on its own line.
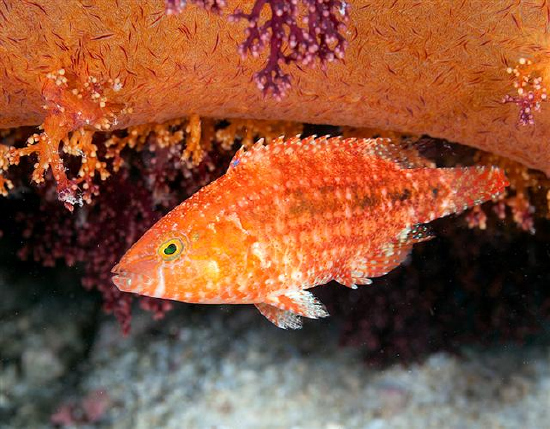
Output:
[0, 144, 13, 196]
[5, 69, 126, 210]
[63, 129, 110, 204]
[468, 152, 550, 233]
[183, 114, 207, 166]
[105, 119, 186, 171]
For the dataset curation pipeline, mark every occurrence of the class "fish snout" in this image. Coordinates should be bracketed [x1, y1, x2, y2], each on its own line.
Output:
[111, 257, 158, 294]
[112, 273, 135, 292]
[111, 262, 122, 274]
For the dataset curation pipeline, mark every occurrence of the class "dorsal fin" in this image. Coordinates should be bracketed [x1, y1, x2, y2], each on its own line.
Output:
[227, 138, 266, 171]
[369, 138, 435, 169]
[227, 135, 432, 172]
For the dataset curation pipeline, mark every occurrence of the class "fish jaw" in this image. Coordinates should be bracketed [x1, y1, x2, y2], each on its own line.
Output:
[111, 252, 245, 303]
[111, 257, 159, 296]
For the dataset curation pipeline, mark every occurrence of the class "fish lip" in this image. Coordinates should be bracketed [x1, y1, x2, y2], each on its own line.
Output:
[111, 270, 145, 292]
[111, 269, 132, 286]
[111, 256, 158, 293]
[111, 259, 156, 292]
[111, 268, 149, 281]
[111, 264, 131, 288]
[111, 263, 122, 274]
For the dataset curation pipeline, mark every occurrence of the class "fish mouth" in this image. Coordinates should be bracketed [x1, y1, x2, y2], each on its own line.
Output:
[111, 272, 134, 292]
[111, 262, 154, 293]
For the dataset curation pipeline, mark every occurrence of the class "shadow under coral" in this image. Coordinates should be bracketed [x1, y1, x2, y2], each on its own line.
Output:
[321, 216, 550, 365]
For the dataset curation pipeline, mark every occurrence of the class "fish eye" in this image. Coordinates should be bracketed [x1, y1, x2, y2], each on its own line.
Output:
[158, 238, 184, 261]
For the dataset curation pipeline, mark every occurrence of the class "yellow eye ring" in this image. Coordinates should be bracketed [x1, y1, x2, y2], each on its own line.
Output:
[158, 238, 184, 261]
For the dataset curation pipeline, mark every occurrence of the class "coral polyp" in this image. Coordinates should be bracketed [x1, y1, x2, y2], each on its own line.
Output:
[503, 58, 548, 126]
[1, 70, 128, 210]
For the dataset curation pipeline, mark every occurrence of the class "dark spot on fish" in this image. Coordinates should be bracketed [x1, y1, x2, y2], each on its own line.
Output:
[359, 194, 375, 207]
[319, 185, 337, 195]
[389, 189, 411, 202]
[399, 189, 411, 201]
[432, 187, 439, 197]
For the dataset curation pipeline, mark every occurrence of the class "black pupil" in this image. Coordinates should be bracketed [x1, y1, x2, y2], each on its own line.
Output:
[164, 243, 177, 255]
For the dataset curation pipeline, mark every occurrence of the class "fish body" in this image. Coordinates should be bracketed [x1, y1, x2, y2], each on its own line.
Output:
[112, 136, 508, 328]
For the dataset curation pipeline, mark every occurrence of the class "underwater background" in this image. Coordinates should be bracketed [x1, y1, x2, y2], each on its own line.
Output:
[1, 0, 550, 427]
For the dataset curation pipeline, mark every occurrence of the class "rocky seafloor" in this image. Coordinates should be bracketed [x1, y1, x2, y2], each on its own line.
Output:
[1, 261, 549, 429]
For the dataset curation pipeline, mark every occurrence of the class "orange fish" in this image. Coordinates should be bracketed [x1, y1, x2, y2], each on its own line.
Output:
[112, 136, 508, 329]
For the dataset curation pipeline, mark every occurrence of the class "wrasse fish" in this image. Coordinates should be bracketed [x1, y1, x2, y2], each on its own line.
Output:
[112, 136, 508, 329]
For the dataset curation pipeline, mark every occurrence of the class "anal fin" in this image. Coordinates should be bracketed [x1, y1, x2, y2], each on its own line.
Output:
[397, 224, 434, 245]
[345, 224, 434, 281]
[359, 243, 412, 278]
[334, 275, 372, 289]
[335, 242, 413, 285]
[334, 225, 434, 290]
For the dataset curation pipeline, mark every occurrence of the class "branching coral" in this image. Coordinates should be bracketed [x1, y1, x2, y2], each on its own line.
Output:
[3, 70, 126, 210]
[231, 0, 349, 98]
[182, 114, 214, 166]
[1, 112, 303, 209]
[104, 118, 188, 171]
[165, 0, 226, 14]
[503, 58, 548, 126]
[104, 115, 301, 170]
[168, 0, 349, 99]
[0, 143, 13, 196]
[466, 152, 550, 234]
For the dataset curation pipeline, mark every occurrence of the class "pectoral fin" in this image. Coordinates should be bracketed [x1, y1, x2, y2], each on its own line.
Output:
[255, 303, 303, 329]
[255, 289, 329, 329]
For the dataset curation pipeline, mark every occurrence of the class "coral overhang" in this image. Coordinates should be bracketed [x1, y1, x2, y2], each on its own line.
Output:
[0, 1, 549, 173]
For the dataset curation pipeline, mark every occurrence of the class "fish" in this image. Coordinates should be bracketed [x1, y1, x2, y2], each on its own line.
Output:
[112, 136, 509, 329]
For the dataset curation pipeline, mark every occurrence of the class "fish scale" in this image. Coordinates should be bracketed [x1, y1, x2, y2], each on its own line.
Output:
[112, 136, 509, 329]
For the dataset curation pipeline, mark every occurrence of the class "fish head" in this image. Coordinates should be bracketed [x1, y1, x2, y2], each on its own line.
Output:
[112, 205, 257, 303]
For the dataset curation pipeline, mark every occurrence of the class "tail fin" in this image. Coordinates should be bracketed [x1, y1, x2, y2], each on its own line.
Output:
[415, 166, 509, 223]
